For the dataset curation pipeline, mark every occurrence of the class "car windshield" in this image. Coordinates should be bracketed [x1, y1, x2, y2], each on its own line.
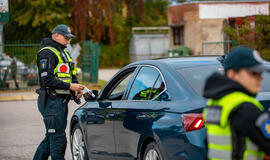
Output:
[177, 65, 270, 96]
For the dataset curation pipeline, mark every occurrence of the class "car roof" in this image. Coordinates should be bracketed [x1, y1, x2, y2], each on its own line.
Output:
[129, 56, 270, 69]
[129, 56, 222, 69]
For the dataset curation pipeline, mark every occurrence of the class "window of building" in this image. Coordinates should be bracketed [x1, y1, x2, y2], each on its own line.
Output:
[173, 26, 184, 46]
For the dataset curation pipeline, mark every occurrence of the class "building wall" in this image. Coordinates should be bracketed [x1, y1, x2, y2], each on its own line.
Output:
[168, 4, 198, 54]
[198, 19, 225, 55]
[168, 1, 270, 55]
[129, 34, 170, 62]
[183, 7, 200, 55]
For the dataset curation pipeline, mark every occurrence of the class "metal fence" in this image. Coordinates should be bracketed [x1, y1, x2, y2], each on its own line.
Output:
[0, 41, 40, 90]
[202, 41, 235, 55]
[81, 40, 100, 83]
[0, 40, 100, 90]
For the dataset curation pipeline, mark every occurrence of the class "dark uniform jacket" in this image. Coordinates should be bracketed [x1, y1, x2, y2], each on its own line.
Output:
[203, 72, 270, 158]
[37, 38, 78, 90]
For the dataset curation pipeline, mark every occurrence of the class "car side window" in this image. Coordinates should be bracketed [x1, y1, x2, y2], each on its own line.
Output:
[127, 66, 160, 100]
[106, 72, 134, 100]
[152, 75, 167, 101]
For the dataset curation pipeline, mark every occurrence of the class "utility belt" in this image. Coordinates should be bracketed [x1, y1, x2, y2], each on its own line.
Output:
[36, 88, 70, 97]
[36, 88, 72, 108]
[36, 88, 81, 108]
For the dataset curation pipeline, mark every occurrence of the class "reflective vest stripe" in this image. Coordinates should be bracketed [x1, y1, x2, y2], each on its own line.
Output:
[245, 153, 264, 160]
[247, 140, 259, 151]
[208, 134, 231, 146]
[244, 139, 264, 160]
[208, 148, 231, 160]
[55, 89, 70, 94]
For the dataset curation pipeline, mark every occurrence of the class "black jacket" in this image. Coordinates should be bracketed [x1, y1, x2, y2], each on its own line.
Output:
[37, 38, 78, 90]
[204, 72, 270, 158]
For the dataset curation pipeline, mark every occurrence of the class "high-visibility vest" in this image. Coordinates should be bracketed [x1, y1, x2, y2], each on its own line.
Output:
[140, 88, 160, 100]
[203, 91, 265, 160]
[38, 46, 77, 94]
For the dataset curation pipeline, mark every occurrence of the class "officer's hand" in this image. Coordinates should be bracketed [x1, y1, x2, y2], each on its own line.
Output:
[70, 83, 85, 92]
[76, 90, 83, 99]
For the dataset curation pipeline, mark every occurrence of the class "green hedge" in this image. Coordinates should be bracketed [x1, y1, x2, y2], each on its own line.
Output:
[99, 44, 130, 68]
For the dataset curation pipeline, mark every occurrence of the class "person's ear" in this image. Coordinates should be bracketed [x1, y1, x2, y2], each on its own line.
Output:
[226, 69, 235, 79]
[52, 33, 59, 41]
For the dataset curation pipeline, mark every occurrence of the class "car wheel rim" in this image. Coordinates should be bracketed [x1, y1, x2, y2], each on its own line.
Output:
[145, 149, 159, 160]
[72, 128, 85, 160]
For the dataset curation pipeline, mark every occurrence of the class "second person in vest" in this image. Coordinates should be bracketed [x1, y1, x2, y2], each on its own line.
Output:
[203, 46, 270, 160]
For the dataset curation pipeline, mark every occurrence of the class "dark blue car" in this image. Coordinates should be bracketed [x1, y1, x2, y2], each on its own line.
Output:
[70, 56, 270, 160]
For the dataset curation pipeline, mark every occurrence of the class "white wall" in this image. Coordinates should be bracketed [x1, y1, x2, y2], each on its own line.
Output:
[199, 3, 269, 19]
[130, 34, 170, 62]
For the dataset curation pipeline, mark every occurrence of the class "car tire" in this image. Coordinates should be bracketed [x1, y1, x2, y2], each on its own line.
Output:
[71, 123, 88, 160]
[143, 141, 163, 160]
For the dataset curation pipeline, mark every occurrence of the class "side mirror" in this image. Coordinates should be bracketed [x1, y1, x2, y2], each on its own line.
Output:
[83, 90, 98, 102]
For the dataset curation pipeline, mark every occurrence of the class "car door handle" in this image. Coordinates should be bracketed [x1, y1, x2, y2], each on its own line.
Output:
[136, 115, 147, 121]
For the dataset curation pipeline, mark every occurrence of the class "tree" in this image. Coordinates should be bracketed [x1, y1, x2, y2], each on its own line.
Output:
[5, 0, 71, 41]
[5, 0, 170, 67]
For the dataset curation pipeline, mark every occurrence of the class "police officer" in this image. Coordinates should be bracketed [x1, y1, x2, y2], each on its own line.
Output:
[33, 24, 85, 160]
[203, 46, 270, 160]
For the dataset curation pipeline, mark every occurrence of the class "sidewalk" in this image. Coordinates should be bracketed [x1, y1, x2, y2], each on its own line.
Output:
[0, 69, 120, 102]
[0, 90, 38, 101]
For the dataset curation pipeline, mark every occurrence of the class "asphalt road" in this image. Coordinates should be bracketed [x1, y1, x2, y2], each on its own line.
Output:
[0, 100, 80, 160]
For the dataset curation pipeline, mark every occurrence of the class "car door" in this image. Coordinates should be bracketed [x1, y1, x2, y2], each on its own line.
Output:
[112, 66, 168, 160]
[85, 67, 136, 160]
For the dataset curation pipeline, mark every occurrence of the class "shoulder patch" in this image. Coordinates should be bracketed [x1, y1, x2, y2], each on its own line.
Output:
[261, 120, 270, 138]
[255, 112, 270, 139]
[40, 59, 47, 69]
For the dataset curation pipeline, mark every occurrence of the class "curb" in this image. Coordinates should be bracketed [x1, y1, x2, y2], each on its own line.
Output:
[0, 84, 103, 102]
[0, 94, 38, 102]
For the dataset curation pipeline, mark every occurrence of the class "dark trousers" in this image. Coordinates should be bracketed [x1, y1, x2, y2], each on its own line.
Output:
[12, 75, 19, 89]
[33, 96, 68, 160]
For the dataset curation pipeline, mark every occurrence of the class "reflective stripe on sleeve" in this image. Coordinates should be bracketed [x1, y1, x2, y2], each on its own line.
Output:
[41, 72, 47, 77]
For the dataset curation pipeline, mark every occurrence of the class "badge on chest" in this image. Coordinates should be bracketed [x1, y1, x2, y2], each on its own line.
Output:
[58, 63, 70, 73]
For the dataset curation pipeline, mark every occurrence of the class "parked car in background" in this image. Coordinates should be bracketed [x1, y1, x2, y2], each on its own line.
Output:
[70, 56, 270, 160]
[0, 53, 38, 88]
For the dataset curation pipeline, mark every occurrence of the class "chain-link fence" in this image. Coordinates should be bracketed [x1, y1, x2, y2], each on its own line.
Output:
[202, 41, 235, 55]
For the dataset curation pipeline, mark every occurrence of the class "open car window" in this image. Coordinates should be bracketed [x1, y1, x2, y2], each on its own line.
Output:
[107, 73, 133, 100]
[101, 68, 135, 101]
